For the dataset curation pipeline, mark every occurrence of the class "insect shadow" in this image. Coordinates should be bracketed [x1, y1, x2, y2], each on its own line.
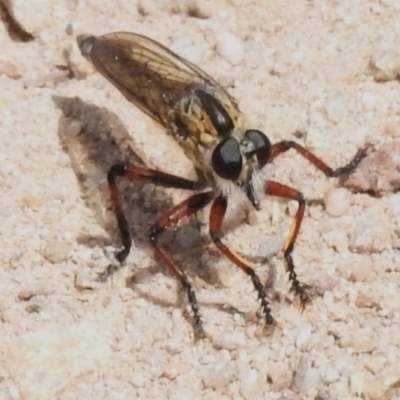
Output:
[53, 95, 233, 321]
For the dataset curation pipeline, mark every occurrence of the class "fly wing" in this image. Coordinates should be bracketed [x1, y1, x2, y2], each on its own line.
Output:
[78, 32, 232, 128]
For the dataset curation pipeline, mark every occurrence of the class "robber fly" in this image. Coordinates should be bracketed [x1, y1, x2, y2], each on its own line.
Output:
[78, 32, 365, 338]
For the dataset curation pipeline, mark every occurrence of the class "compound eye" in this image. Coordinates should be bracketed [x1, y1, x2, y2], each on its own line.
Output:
[244, 130, 271, 168]
[212, 137, 242, 180]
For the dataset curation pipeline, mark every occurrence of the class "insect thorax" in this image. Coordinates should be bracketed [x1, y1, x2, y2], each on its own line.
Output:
[171, 88, 244, 178]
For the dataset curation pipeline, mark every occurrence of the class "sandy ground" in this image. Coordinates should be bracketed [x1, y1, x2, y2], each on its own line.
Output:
[2, 1, 400, 399]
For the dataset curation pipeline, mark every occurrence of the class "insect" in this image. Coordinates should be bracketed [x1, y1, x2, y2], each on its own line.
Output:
[78, 32, 365, 338]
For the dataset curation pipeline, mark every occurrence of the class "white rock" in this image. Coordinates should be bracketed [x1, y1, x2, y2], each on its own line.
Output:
[162, 360, 186, 380]
[305, 128, 325, 150]
[369, 47, 400, 81]
[363, 362, 400, 399]
[380, 292, 400, 311]
[131, 373, 145, 387]
[294, 359, 321, 394]
[42, 239, 72, 263]
[350, 372, 368, 396]
[239, 367, 262, 400]
[384, 121, 400, 138]
[322, 365, 340, 384]
[186, 0, 214, 18]
[349, 215, 391, 253]
[348, 261, 373, 282]
[287, 200, 299, 217]
[295, 325, 312, 348]
[324, 91, 348, 122]
[364, 356, 387, 375]
[268, 362, 292, 391]
[361, 92, 376, 110]
[258, 235, 284, 258]
[352, 339, 375, 354]
[324, 187, 352, 217]
[213, 330, 247, 350]
[203, 359, 235, 390]
[6, 323, 113, 398]
[217, 262, 245, 288]
[215, 33, 244, 65]
[251, 346, 270, 369]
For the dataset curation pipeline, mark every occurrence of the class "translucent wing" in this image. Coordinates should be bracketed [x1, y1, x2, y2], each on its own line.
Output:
[78, 32, 232, 128]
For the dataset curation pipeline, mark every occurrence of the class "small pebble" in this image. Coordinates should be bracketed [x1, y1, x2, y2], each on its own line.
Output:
[361, 92, 376, 110]
[324, 229, 348, 252]
[258, 235, 284, 258]
[26, 304, 41, 313]
[251, 346, 270, 370]
[380, 0, 396, 6]
[369, 47, 400, 81]
[131, 373, 145, 387]
[42, 239, 72, 263]
[348, 261, 373, 282]
[162, 360, 186, 380]
[268, 362, 292, 392]
[355, 292, 377, 308]
[8, 385, 20, 400]
[363, 361, 400, 400]
[215, 33, 244, 65]
[364, 356, 387, 375]
[334, 354, 353, 373]
[294, 358, 321, 394]
[287, 200, 298, 217]
[239, 367, 262, 400]
[295, 326, 312, 348]
[322, 365, 340, 384]
[324, 91, 348, 122]
[17, 287, 49, 301]
[0, 61, 23, 79]
[349, 215, 390, 253]
[137, 0, 161, 16]
[305, 128, 325, 150]
[217, 262, 244, 288]
[74, 270, 101, 290]
[187, 0, 213, 18]
[324, 187, 352, 217]
[380, 293, 400, 311]
[350, 372, 367, 396]
[353, 340, 375, 354]
[203, 359, 235, 390]
[384, 121, 400, 138]
[213, 330, 247, 350]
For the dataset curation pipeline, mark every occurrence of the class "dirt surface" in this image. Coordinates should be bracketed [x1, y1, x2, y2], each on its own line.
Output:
[2, 1, 400, 399]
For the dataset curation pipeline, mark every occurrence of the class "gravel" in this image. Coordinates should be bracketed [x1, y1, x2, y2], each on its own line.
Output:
[2, 1, 400, 399]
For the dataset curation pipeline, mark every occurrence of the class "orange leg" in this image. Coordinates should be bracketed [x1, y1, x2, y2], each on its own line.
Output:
[265, 181, 309, 306]
[209, 195, 274, 326]
[107, 160, 214, 336]
[149, 191, 214, 337]
[267, 140, 366, 305]
[270, 140, 366, 177]
[107, 162, 198, 264]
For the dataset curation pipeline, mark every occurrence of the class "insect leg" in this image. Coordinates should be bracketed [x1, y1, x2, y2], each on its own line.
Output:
[264, 180, 309, 307]
[149, 191, 214, 338]
[209, 195, 274, 327]
[0, 0, 34, 42]
[270, 140, 366, 177]
[107, 163, 198, 264]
